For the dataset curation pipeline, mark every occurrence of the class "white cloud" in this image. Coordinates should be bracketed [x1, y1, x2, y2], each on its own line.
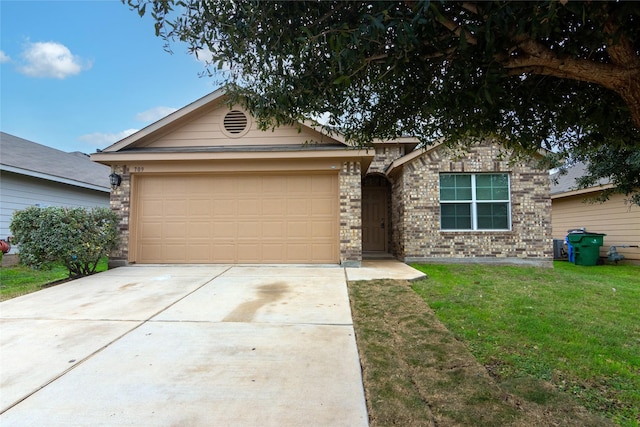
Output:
[192, 46, 232, 72]
[135, 106, 177, 122]
[194, 48, 214, 64]
[0, 50, 10, 63]
[312, 112, 331, 125]
[19, 41, 91, 79]
[78, 129, 138, 148]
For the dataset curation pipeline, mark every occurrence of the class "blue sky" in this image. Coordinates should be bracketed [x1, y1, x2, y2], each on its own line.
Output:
[1, 0, 218, 153]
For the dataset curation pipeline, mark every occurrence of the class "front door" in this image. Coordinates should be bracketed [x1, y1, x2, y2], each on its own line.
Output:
[362, 185, 388, 252]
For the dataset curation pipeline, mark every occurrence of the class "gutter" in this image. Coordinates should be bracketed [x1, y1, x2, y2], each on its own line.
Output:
[0, 165, 110, 193]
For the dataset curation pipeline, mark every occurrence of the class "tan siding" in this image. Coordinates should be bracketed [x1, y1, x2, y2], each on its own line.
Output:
[148, 106, 334, 148]
[552, 193, 640, 260]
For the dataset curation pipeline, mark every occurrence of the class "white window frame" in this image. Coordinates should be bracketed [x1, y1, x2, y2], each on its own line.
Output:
[439, 173, 512, 231]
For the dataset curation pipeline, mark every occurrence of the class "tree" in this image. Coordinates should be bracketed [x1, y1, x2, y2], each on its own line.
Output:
[574, 147, 640, 206]
[126, 0, 640, 204]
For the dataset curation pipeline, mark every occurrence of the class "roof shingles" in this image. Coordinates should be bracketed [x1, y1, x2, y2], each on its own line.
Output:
[550, 161, 610, 195]
[0, 132, 110, 190]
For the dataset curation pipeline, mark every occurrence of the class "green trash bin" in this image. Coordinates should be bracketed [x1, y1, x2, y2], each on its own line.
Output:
[566, 232, 606, 266]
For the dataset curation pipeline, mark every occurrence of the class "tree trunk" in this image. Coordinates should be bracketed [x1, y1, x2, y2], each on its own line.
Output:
[501, 35, 640, 131]
[619, 79, 640, 130]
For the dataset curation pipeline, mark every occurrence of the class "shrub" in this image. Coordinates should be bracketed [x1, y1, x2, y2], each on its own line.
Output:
[10, 206, 119, 278]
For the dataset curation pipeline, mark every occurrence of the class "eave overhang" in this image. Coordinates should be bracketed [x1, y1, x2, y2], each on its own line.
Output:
[91, 148, 375, 173]
[550, 184, 615, 200]
[0, 164, 110, 193]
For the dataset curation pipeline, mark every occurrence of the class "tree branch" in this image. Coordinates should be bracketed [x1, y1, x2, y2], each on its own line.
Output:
[435, 13, 478, 46]
[603, 17, 640, 69]
[500, 38, 638, 92]
[461, 2, 479, 15]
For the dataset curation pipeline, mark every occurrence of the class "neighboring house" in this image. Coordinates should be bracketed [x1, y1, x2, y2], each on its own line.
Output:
[0, 132, 111, 254]
[91, 89, 552, 267]
[551, 162, 640, 262]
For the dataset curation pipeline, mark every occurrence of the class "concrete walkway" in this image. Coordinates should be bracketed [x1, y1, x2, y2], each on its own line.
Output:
[0, 261, 424, 426]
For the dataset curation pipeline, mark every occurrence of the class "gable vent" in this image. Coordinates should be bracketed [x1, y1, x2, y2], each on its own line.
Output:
[223, 110, 249, 135]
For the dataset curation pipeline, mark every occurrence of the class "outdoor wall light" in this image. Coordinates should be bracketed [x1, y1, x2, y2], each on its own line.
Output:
[109, 172, 122, 190]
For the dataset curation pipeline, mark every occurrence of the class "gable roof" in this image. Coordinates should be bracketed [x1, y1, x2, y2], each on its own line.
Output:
[91, 88, 375, 171]
[0, 132, 110, 192]
[550, 162, 612, 198]
[98, 88, 229, 153]
[385, 139, 445, 176]
[96, 88, 350, 153]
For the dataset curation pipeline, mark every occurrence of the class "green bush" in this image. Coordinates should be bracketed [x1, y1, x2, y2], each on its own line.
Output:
[10, 206, 119, 278]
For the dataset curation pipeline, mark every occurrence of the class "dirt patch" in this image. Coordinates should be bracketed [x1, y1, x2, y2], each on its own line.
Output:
[1, 254, 20, 267]
[347, 279, 612, 427]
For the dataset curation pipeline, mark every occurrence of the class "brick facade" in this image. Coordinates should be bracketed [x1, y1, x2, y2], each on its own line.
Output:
[367, 145, 404, 174]
[339, 161, 363, 266]
[109, 162, 364, 266]
[390, 173, 405, 257]
[378, 142, 553, 267]
[108, 165, 130, 267]
[109, 142, 552, 267]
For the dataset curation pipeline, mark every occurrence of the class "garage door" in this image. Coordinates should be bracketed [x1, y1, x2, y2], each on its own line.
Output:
[134, 174, 339, 263]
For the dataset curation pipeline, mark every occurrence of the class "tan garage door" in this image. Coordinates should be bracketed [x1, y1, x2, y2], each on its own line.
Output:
[134, 174, 339, 263]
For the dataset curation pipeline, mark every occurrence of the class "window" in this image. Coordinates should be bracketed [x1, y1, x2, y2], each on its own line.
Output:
[439, 173, 510, 230]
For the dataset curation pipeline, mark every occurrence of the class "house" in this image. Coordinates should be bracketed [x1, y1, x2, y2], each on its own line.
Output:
[91, 89, 552, 267]
[551, 162, 640, 262]
[0, 132, 111, 257]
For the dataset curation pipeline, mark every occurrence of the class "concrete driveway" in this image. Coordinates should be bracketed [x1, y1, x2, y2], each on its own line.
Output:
[1, 265, 384, 426]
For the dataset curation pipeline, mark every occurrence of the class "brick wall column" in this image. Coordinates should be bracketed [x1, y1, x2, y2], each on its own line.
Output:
[339, 161, 362, 266]
[108, 165, 130, 268]
[390, 173, 405, 258]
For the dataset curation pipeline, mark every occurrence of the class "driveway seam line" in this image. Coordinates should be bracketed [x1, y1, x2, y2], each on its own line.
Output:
[1, 266, 232, 415]
[144, 266, 231, 322]
[1, 321, 147, 415]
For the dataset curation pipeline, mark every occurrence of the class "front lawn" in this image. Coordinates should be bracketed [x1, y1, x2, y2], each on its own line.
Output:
[348, 261, 639, 426]
[0, 258, 109, 301]
[411, 262, 640, 426]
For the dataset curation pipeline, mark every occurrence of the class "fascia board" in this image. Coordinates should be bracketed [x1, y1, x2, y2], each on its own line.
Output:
[385, 140, 445, 176]
[0, 164, 110, 192]
[301, 120, 350, 145]
[101, 88, 227, 153]
[550, 184, 615, 199]
[385, 149, 424, 177]
[91, 148, 375, 164]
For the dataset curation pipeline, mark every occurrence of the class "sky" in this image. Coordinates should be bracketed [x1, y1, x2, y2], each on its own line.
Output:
[0, 0, 219, 154]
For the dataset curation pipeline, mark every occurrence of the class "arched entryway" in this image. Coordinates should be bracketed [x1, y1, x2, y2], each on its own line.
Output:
[362, 174, 391, 253]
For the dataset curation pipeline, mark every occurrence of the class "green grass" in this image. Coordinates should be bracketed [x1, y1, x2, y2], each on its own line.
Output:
[411, 261, 640, 426]
[0, 258, 109, 301]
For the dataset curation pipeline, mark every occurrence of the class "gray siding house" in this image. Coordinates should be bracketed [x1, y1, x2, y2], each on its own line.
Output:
[0, 132, 111, 255]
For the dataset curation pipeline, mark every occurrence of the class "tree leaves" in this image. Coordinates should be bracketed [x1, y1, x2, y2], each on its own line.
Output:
[124, 0, 640, 204]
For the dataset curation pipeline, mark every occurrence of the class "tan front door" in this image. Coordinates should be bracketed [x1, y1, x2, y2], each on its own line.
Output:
[362, 186, 388, 252]
[133, 173, 339, 263]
